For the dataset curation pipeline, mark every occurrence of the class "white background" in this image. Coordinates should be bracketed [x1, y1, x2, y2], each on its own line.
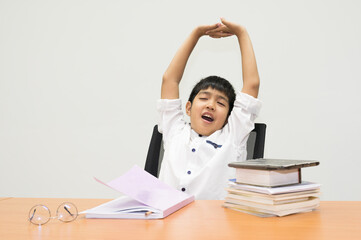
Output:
[1, 0, 360, 200]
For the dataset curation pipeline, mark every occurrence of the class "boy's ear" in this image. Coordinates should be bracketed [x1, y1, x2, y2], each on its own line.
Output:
[186, 101, 192, 116]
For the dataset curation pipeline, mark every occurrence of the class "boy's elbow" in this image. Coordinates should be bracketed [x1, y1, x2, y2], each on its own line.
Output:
[162, 72, 180, 86]
[243, 78, 260, 98]
[248, 76, 260, 90]
[162, 73, 168, 83]
[162, 72, 174, 84]
[253, 78, 260, 91]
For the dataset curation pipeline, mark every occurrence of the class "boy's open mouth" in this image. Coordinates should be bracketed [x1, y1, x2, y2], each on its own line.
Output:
[202, 114, 214, 123]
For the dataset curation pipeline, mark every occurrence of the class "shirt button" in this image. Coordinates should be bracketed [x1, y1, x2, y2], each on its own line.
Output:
[187, 171, 191, 175]
[192, 148, 196, 152]
[181, 188, 186, 192]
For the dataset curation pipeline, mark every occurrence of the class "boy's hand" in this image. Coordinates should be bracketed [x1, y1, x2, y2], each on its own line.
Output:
[194, 23, 223, 38]
[205, 18, 245, 38]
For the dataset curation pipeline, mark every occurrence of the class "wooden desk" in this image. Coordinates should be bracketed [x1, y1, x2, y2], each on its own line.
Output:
[0, 198, 360, 240]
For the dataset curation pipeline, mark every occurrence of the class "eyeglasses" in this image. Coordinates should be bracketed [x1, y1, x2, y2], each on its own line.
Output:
[28, 202, 78, 226]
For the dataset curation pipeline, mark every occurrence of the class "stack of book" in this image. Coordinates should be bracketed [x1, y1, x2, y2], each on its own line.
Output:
[223, 159, 320, 217]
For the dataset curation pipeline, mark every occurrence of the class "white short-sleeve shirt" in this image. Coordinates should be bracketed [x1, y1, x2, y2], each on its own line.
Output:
[157, 91, 262, 200]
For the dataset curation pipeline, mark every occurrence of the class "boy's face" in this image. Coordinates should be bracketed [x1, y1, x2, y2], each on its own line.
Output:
[186, 87, 229, 136]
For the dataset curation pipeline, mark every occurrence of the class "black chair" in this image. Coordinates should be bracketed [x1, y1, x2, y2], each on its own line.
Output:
[144, 123, 266, 177]
[245, 123, 266, 160]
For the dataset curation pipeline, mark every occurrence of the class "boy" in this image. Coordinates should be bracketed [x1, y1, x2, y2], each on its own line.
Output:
[158, 18, 261, 200]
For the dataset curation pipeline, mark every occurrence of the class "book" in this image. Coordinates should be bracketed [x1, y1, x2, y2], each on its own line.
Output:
[81, 165, 195, 219]
[228, 159, 319, 187]
[224, 196, 319, 212]
[226, 188, 320, 205]
[223, 199, 320, 217]
[228, 181, 321, 195]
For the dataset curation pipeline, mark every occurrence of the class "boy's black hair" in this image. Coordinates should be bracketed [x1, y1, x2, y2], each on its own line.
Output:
[188, 76, 236, 115]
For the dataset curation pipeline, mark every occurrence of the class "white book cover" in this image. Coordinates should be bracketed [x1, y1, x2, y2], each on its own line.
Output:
[226, 190, 320, 205]
[223, 201, 319, 217]
[224, 196, 320, 212]
[228, 181, 321, 195]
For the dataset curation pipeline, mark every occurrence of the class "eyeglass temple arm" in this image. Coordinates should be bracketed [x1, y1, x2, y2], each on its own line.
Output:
[64, 205, 74, 216]
[29, 209, 36, 221]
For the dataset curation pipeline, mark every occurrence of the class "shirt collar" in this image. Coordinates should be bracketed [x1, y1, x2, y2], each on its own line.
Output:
[189, 124, 224, 142]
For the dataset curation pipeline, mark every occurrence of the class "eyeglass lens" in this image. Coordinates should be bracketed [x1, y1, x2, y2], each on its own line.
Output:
[28, 205, 51, 225]
[28, 202, 78, 225]
[57, 202, 78, 222]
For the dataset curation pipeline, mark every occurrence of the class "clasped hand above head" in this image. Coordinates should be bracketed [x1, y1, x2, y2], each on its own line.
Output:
[162, 17, 258, 100]
[196, 18, 246, 39]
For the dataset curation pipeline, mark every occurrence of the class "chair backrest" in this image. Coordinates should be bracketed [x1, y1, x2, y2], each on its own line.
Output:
[144, 125, 163, 177]
[144, 123, 266, 177]
[246, 123, 266, 159]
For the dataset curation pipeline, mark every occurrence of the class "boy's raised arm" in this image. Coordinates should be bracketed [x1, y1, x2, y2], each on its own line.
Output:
[236, 25, 260, 98]
[207, 19, 260, 98]
[161, 24, 222, 99]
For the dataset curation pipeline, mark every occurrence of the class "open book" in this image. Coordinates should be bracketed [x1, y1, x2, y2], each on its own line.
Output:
[81, 165, 195, 219]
